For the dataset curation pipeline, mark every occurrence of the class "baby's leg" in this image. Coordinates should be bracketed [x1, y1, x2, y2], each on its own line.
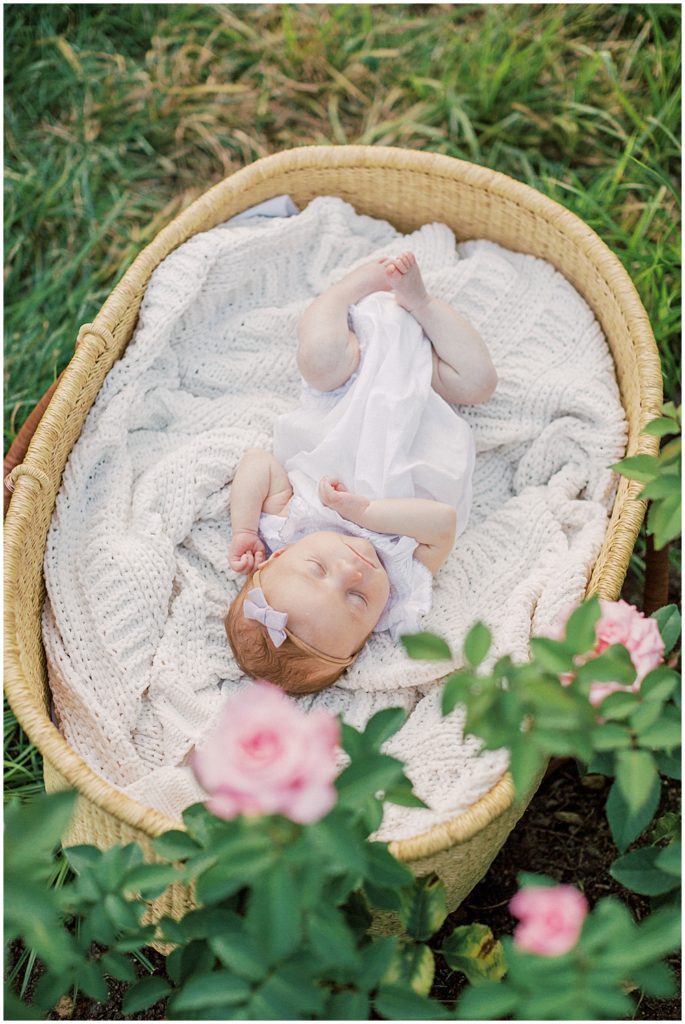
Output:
[384, 252, 498, 405]
[297, 260, 391, 392]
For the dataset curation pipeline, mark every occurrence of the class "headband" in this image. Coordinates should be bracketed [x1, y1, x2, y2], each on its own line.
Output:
[243, 565, 356, 667]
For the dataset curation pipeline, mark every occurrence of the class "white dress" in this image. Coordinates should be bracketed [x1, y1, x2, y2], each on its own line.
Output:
[258, 290, 476, 640]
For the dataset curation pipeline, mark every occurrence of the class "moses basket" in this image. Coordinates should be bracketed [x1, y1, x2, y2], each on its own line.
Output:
[4, 146, 662, 929]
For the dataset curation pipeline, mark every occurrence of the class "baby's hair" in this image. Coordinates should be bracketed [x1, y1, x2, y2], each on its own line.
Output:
[225, 569, 361, 695]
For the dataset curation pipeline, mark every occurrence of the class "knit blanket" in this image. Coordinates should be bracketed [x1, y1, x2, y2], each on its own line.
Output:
[43, 195, 627, 841]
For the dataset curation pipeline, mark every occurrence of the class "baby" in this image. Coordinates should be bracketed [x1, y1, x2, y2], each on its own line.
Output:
[225, 252, 497, 694]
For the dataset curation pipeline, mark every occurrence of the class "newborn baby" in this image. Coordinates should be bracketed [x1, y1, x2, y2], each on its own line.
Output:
[226, 252, 497, 694]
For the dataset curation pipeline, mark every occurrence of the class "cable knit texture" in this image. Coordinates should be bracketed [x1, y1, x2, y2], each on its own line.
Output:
[43, 195, 627, 840]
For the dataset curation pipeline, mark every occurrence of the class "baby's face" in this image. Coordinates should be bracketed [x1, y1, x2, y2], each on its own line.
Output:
[260, 531, 391, 659]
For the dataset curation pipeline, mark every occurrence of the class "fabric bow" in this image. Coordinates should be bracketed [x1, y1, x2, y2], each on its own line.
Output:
[243, 587, 289, 647]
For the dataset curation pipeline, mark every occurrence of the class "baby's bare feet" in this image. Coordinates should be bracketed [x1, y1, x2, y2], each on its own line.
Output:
[380, 251, 431, 313]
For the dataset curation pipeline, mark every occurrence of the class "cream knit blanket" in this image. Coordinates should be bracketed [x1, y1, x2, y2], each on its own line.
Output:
[43, 196, 627, 841]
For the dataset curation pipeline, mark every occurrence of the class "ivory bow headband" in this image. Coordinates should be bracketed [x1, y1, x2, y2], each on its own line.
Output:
[242, 565, 356, 667]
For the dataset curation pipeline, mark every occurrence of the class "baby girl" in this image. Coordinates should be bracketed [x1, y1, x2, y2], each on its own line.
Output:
[225, 251, 497, 694]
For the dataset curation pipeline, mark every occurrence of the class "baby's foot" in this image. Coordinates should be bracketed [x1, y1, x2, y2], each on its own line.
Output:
[380, 251, 430, 313]
[335, 258, 393, 299]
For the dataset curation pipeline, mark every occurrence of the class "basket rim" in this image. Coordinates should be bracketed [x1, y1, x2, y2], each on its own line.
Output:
[4, 144, 662, 860]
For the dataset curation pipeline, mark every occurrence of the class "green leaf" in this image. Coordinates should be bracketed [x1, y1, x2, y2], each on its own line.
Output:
[307, 814, 366, 877]
[655, 841, 681, 877]
[508, 733, 546, 797]
[610, 847, 681, 895]
[575, 644, 636, 686]
[463, 621, 492, 666]
[597, 690, 640, 719]
[455, 981, 518, 1020]
[647, 492, 681, 548]
[610, 453, 660, 482]
[209, 930, 267, 982]
[630, 960, 676, 997]
[364, 841, 415, 889]
[654, 749, 681, 778]
[651, 605, 681, 655]
[636, 712, 681, 750]
[529, 636, 576, 673]
[381, 941, 435, 997]
[169, 971, 251, 1013]
[325, 990, 369, 1020]
[63, 844, 103, 872]
[123, 862, 180, 898]
[356, 936, 398, 991]
[375, 984, 450, 1019]
[592, 722, 632, 751]
[306, 905, 361, 974]
[75, 959, 108, 1002]
[340, 720, 364, 759]
[400, 631, 452, 660]
[245, 862, 301, 966]
[103, 893, 142, 933]
[605, 775, 661, 853]
[384, 782, 429, 808]
[640, 474, 681, 499]
[400, 873, 447, 941]
[153, 829, 202, 860]
[641, 416, 681, 437]
[249, 962, 325, 1019]
[629, 698, 664, 733]
[615, 748, 659, 814]
[640, 666, 679, 701]
[121, 976, 171, 1015]
[5, 791, 77, 883]
[363, 707, 407, 749]
[101, 951, 136, 983]
[441, 671, 475, 715]
[564, 596, 601, 654]
[336, 752, 405, 804]
[441, 923, 506, 985]
[194, 831, 274, 903]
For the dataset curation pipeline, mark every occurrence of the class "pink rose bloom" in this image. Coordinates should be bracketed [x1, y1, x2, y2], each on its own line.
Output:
[510, 884, 588, 957]
[548, 599, 664, 707]
[191, 680, 340, 824]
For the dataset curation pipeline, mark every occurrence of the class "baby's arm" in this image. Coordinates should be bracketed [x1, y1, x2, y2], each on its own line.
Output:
[319, 477, 456, 575]
[229, 449, 293, 573]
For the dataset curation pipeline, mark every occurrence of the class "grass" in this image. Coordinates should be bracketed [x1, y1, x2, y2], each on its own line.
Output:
[3, 3, 682, 1009]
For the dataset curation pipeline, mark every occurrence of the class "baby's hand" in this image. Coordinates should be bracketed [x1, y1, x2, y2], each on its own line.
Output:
[229, 530, 267, 574]
[319, 477, 370, 524]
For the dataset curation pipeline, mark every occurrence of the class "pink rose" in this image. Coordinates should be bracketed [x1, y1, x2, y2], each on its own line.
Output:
[191, 680, 340, 824]
[510, 884, 588, 957]
[549, 599, 664, 707]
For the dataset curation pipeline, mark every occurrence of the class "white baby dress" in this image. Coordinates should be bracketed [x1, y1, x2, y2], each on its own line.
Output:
[258, 289, 477, 640]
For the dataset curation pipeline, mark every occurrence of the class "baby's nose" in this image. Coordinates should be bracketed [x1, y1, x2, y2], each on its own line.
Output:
[337, 558, 364, 582]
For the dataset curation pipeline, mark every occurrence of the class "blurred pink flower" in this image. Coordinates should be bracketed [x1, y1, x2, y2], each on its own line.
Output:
[191, 680, 340, 824]
[550, 599, 664, 707]
[510, 884, 588, 957]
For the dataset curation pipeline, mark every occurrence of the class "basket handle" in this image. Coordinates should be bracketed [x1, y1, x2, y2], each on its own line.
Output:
[3, 322, 116, 516]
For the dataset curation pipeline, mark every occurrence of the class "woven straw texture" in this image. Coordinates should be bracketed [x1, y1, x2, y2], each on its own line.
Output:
[4, 146, 662, 928]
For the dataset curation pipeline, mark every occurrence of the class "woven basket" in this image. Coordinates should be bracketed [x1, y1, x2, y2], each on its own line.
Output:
[4, 145, 662, 929]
